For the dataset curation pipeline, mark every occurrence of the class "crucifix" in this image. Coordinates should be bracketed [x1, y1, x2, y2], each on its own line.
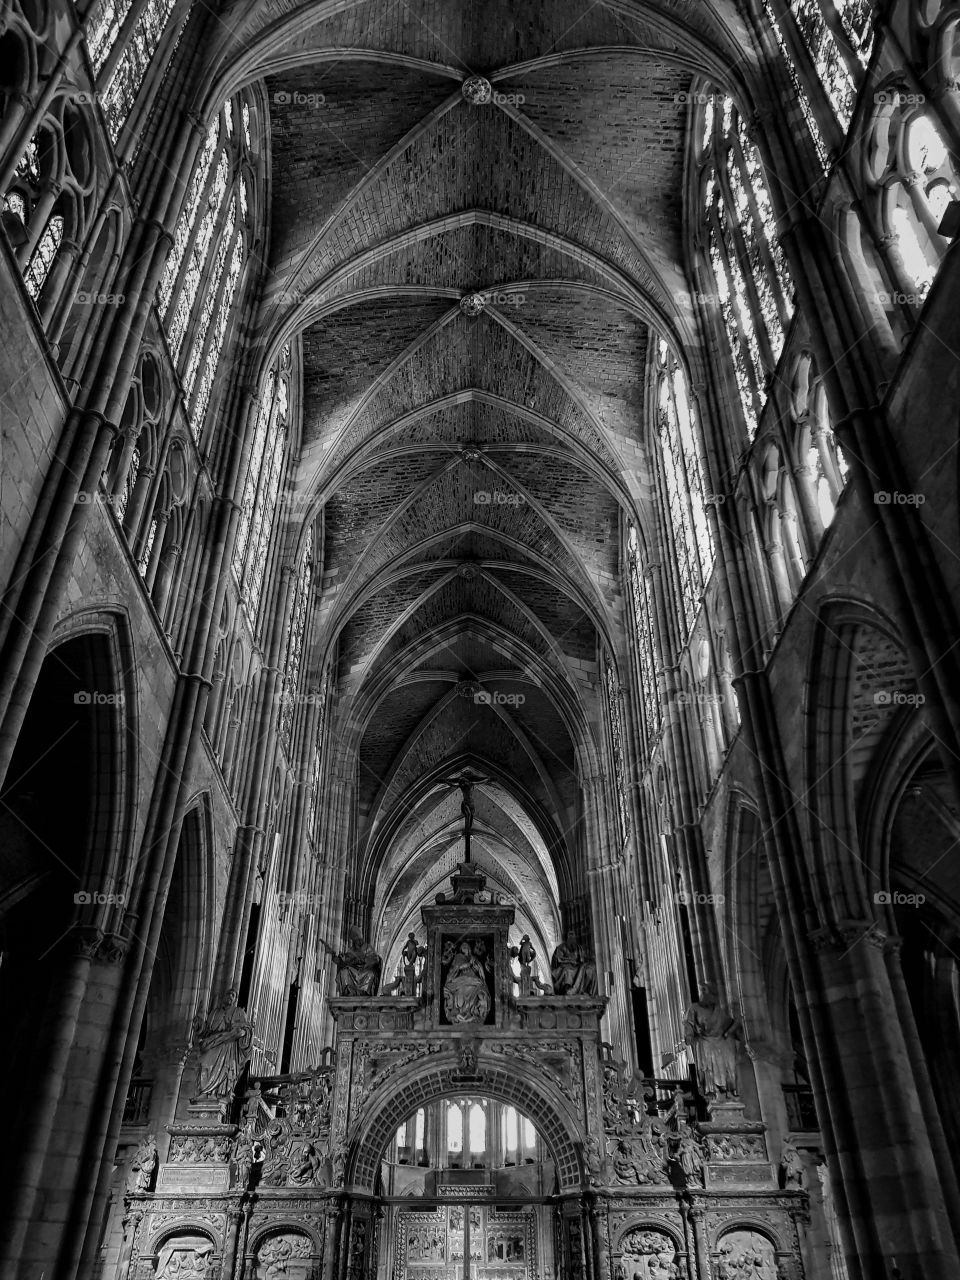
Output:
[436, 774, 492, 864]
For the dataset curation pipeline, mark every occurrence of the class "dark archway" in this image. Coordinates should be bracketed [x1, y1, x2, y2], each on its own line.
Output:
[0, 632, 123, 1093]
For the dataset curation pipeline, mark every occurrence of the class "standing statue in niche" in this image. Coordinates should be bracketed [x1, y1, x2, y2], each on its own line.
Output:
[193, 989, 254, 1100]
[401, 931, 426, 996]
[780, 1137, 805, 1188]
[335, 926, 382, 996]
[550, 929, 599, 996]
[442, 941, 492, 1023]
[128, 1134, 158, 1192]
[682, 981, 741, 1099]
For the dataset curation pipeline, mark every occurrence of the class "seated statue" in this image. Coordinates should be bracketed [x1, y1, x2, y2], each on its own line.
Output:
[442, 941, 491, 1023]
[550, 930, 598, 996]
[335, 926, 382, 996]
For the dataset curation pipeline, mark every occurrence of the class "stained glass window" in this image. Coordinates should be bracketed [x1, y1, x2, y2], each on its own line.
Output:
[138, 516, 158, 577]
[307, 669, 329, 844]
[24, 215, 64, 299]
[159, 118, 220, 314]
[182, 201, 235, 398]
[233, 352, 291, 623]
[603, 655, 629, 845]
[160, 97, 253, 441]
[655, 343, 715, 642]
[702, 98, 795, 438]
[761, 1, 829, 166]
[191, 230, 244, 429]
[279, 530, 314, 752]
[85, 0, 136, 75]
[626, 524, 660, 747]
[101, 0, 178, 143]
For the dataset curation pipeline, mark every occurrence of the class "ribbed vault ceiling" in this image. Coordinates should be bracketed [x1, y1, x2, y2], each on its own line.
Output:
[209, 0, 752, 949]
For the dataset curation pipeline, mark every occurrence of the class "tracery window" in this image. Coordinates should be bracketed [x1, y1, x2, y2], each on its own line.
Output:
[24, 215, 63, 298]
[307, 668, 330, 847]
[866, 94, 959, 299]
[278, 529, 315, 753]
[603, 654, 629, 846]
[159, 96, 254, 440]
[701, 97, 794, 437]
[759, 4, 829, 165]
[790, 353, 848, 532]
[626, 523, 660, 750]
[3, 107, 96, 315]
[654, 343, 714, 638]
[93, 0, 181, 143]
[233, 348, 292, 622]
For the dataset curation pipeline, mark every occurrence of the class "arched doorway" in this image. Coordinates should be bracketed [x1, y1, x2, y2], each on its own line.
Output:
[379, 1094, 555, 1280]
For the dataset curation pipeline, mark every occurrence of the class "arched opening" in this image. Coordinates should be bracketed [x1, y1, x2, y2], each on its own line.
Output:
[361, 1080, 570, 1280]
[0, 632, 123, 1093]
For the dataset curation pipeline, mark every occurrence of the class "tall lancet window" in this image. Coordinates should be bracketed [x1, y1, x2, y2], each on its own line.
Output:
[233, 347, 292, 623]
[279, 529, 315, 753]
[701, 96, 794, 437]
[159, 96, 254, 440]
[307, 668, 330, 848]
[626, 523, 660, 753]
[654, 343, 714, 639]
[86, 0, 183, 142]
[757, 7, 828, 165]
[603, 653, 629, 847]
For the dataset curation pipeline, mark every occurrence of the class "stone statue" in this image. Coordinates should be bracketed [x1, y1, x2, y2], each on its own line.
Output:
[671, 1120, 705, 1185]
[128, 1134, 157, 1192]
[335, 926, 381, 996]
[401, 931, 425, 996]
[781, 1137, 804, 1188]
[682, 982, 740, 1098]
[193, 990, 254, 1099]
[442, 941, 491, 1023]
[510, 933, 549, 996]
[550, 930, 598, 996]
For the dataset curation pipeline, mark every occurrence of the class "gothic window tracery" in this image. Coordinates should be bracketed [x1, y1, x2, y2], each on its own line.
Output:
[701, 96, 795, 438]
[866, 91, 959, 299]
[159, 97, 255, 441]
[2, 104, 98, 318]
[93, 0, 181, 143]
[279, 529, 315, 753]
[790, 352, 848, 534]
[603, 653, 629, 846]
[654, 341, 714, 637]
[233, 347, 293, 625]
[626, 523, 660, 753]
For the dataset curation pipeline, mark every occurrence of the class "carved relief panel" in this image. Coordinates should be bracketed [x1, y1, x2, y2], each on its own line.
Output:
[714, 1229, 782, 1279]
[617, 1228, 682, 1280]
[254, 1231, 314, 1280]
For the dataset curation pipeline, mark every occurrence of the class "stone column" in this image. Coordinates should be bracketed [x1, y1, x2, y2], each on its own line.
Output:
[804, 923, 960, 1278]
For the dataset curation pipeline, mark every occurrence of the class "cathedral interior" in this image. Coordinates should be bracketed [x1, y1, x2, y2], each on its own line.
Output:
[2, 0, 960, 1277]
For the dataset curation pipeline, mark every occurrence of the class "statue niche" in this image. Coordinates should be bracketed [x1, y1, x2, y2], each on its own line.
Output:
[441, 937, 493, 1024]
